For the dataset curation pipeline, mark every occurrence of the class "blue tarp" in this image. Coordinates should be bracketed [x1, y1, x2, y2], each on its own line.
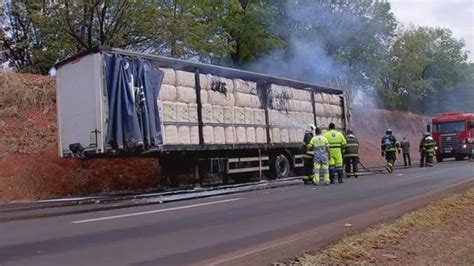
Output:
[104, 53, 163, 150]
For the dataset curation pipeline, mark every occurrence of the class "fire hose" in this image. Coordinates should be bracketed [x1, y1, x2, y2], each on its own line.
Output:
[358, 160, 388, 174]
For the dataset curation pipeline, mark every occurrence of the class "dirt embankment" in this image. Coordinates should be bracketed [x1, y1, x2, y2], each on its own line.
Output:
[0, 72, 157, 203]
[352, 107, 431, 167]
[0, 72, 431, 202]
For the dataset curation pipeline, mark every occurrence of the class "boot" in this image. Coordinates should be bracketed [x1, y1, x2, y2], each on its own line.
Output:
[338, 172, 344, 184]
[330, 173, 335, 184]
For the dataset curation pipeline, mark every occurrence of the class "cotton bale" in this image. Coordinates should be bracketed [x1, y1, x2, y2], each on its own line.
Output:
[203, 126, 214, 144]
[244, 108, 255, 125]
[175, 70, 195, 87]
[280, 128, 289, 143]
[236, 127, 247, 143]
[234, 107, 245, 124]
[158, 84, 177, 102]
[225, 127, 235, 144]
[178, 126, 191, 144]
[162, 101, 177, 122]
[202, 104, 213, 123]
[214, 127, 225, 144]
[212, 105, 224, 124]
[190, 126, 199, 144]
[223, 106, 234, 124]
[246, 127, 256, 143]
[159, 68, 176, 85]
[254, 109, 265, 125]
[164, 125, 178, 145]
[256, 127, 266, 143]
[233, 79, 257, 94]
[188, 103, 198, 123]
[271, 128, 281, 143]
[299, 101, 313, 113]
[176, 102, 189, 122]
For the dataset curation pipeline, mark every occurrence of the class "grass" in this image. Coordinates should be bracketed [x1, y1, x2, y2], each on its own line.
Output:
[0, 71, 56, 118]
[291, 188, 474, 265]
[0, 71, 57, 155]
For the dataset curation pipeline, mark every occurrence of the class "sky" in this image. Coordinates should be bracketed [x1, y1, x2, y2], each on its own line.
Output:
[389, 0, 474, 62]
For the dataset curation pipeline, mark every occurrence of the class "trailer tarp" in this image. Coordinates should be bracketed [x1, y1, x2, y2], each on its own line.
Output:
[104, 53, 163, 150]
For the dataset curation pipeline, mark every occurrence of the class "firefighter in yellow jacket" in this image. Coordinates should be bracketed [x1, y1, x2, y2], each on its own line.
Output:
[307, 127, 331, 186]
[323, 123, 347, 184]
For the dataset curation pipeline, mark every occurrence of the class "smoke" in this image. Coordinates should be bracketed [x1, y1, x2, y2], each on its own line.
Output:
[247, 1, 390, 128]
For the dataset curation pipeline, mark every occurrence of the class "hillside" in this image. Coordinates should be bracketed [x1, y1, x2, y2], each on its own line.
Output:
[0, 72, 431, 203]
[352, 107, 431, 167]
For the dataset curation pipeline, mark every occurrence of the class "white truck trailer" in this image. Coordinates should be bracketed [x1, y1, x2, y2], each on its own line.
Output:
[55, 47, 347, 183]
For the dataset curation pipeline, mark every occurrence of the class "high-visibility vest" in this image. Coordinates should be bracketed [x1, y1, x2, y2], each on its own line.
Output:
[323, 130, 347, 151]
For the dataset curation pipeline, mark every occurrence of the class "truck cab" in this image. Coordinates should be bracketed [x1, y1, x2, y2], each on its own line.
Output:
[431, 112, 474, 162]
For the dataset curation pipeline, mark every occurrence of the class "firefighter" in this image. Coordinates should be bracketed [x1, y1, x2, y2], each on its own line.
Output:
[308, 127, 330, 186]
[419, 132, 436, 167]
[381, 129, 400, 173]
[301, 124, 316, 184]
[344, 129, 359, 178]
[323, 123, 347, 184]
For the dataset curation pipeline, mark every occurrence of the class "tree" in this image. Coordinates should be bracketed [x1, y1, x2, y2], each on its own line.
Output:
[220, 0, 286, 67]
[248, 0, 397, 93]
[379, 27, 470, 114]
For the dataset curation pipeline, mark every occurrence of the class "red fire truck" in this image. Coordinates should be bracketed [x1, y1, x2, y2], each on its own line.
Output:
[431, 112, 474, 162]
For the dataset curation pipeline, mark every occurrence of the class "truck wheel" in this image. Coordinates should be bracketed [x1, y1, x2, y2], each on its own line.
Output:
[271, 154, 290, 179]
[436, 155, 443, 163]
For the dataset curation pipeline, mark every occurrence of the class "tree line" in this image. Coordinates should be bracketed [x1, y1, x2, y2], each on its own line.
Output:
[1, 0, 472, 115]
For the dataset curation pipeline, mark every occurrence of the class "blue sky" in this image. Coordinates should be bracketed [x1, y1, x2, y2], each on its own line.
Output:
[389, 0, 474, 61]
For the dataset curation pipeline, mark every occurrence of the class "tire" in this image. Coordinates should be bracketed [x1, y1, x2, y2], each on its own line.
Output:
[436, 155, 443, 163]
[271, 154, 290, 179]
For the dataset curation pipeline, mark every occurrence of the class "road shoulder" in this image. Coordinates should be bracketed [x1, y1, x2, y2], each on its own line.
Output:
[292, 187, 474, 265]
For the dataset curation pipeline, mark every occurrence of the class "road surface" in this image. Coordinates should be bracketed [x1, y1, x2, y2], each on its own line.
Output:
[0, 161, 472, 265]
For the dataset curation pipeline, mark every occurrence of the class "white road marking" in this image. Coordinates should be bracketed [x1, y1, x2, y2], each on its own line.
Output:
[71, 198, 243, 224]
[37, 196, 102, 203]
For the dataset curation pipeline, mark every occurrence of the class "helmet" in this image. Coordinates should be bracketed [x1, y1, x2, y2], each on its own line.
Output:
[386, 128, 392, 135]
[309, 124, 316, 131]
[423, 132, 430, 137]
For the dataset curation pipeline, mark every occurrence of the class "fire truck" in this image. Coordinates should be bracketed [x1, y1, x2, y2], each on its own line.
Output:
[431, 112, 474, 162]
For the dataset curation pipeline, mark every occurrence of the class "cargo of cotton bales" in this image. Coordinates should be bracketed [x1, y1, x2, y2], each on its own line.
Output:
[55, 47, 346, 158]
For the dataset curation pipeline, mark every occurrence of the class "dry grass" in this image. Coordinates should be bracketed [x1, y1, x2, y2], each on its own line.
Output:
[292, 188, 474, 265]
[0, 71, 56, 118]
[0, 71, 57, 156]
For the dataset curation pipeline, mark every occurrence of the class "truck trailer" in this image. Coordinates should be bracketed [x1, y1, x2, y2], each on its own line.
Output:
[55, 47, 347, 183]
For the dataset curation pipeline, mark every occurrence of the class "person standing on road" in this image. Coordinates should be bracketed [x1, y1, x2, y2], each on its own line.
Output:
[419, 132, 436, 167]
[323, 123, 347, 184]
[301, 124, 316, 184]
[344, 129, 360, 178]
[381, 129, 400, 173]
[400, 137, 411, 167]
[308, 127, 330, 186]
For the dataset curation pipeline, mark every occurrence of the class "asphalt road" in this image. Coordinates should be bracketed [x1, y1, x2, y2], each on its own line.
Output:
[0, 161, 472, 266]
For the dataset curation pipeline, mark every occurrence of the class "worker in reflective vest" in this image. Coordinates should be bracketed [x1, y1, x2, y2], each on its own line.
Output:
[308, 127, 330, 186]
[344, 129, 359, 178]
[301, 124, 316, 184]
[323, 123, 347, 184]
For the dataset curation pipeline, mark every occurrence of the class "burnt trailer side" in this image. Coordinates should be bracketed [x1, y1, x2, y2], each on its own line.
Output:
[55, 47, 346, 182]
